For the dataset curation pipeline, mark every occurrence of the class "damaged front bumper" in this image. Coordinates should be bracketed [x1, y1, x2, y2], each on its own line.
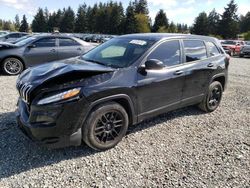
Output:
[16, 97, 89, 148]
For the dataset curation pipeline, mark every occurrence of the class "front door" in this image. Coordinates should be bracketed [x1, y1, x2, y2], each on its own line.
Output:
[23, 37, 58, 66]
[136, 40, 185, 119]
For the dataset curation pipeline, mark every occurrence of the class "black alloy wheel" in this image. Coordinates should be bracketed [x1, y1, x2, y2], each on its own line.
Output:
[198, 81, 223, 112]
[83, 102, 128, 151]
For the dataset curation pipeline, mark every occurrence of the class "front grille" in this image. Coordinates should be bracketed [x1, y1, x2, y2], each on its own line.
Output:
[16, 82, 33, 104]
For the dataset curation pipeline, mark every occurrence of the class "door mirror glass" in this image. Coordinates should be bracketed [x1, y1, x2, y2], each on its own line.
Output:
[145, 59, 165, 70]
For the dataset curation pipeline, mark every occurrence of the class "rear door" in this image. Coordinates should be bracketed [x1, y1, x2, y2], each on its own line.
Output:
[181, 39, 215, 103]
[136, 40, 186, 117]
[23, 37, 58, 66]
[57, 37, 83, 60]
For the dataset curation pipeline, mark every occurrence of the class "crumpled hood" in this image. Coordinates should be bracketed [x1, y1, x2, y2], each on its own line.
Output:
[17, 57, 115, 88]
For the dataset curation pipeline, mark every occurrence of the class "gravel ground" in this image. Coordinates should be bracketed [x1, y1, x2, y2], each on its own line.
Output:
[0, 57, 249, 187]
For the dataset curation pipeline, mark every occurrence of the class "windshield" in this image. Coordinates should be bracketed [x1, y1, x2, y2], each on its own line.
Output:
[81, 38, 155, 68]
[13, 35, 31, 44]
[221, 40, 236, 45]
[15, 37, 36, 46]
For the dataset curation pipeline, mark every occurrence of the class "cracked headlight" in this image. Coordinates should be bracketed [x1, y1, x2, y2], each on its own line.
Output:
[37, 88, 81, 105]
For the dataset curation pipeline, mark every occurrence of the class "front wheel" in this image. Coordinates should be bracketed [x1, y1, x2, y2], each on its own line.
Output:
[198, 81, 223, 112]
[83, 102, 129, 151]
[2, 57, 24, 75]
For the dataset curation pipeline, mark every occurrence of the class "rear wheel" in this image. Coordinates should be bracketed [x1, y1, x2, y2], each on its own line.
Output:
[1, 57, 24, 75]
[83, 102, 129, 151]
[198, 81, 223, 112]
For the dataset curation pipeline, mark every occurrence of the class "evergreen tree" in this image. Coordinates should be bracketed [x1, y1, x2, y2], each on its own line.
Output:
[135, 13, 150, 33]
[240, 12, 250, 33]
[208, 9, 220, 35]
[60, 7, 75, 33]
[47, 12, 57, 32]
[134, 0, 149, 14]
[109, 2, 125, 34]
[219, 0, 239, 39]
[168, 21, 177, 33]
[191, 12, 209, 35]
[14, 14, 20, 31]
[75, 4, 87, 33]
[32, 8, 47, 32]
[19, 15, 29, 32]
[152, 9, 168, 32]
[124, 2, 138, 33]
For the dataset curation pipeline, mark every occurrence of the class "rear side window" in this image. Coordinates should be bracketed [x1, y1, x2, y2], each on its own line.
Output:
[183, 40, 207, 62]
[59, 38, 80, 46]
[207, 42, 220, 56]
[147, 40, 181, 66]
[33, 38, 56, 47]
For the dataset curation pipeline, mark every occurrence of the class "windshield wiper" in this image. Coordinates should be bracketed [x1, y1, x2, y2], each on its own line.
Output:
[83, 58, 106, 66]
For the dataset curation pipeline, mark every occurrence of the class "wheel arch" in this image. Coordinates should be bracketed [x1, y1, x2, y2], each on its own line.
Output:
[211, 74, 226, 91]
[87, 94, 136, 126]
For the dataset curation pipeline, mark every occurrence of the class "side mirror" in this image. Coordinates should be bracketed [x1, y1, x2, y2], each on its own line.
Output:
[145, 59, 165, 70]
[5, 36, 8, 39]
[28, 44, 36, 48]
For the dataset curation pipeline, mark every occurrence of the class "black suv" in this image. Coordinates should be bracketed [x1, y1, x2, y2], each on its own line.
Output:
[16, 34, 229, 151]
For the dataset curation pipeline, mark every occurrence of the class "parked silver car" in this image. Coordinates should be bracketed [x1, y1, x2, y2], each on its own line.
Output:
[0, 32, 28, 43]
[240, 41, 250, 57]
[0, 34, 95, 75]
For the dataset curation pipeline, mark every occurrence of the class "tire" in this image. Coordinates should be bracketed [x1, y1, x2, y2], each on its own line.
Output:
[1, 57, 24, 75]
[239, 54, 244, 58]
[83, 102, 129, 151]
[198, 81, 223, 112]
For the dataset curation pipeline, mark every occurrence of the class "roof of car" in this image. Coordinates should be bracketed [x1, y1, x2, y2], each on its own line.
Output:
[118, 33, 217, 42]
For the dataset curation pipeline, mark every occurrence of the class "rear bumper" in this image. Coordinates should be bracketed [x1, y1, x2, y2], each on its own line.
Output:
[16, 97, 89, 148]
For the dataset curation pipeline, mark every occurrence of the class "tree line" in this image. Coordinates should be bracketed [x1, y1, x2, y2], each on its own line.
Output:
[0, 0, 249, 39]
[191, 0, 250, 39]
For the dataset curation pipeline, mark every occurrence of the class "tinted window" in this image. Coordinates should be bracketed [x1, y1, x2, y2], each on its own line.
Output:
[207, 42, 220, 56]
[147, 40, 181, 66]
[8, 33, 19, 38]
[59, 38, 80, 46]
[33, 38, 56, 47]
[183, 40, 207, 62]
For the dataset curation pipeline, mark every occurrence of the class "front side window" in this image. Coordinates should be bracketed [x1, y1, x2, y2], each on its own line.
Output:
[82, 38, 155, 68]
[8, 33, 19, 38]
[147, 40, 181, 67]
[183, 40, 207, 62]
[33, 38, 56, 48]
[207, 42, 220, 57]
[59, 38, 80, 46]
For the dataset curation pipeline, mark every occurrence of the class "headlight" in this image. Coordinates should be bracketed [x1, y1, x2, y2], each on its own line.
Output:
[37, 88, 81, 105]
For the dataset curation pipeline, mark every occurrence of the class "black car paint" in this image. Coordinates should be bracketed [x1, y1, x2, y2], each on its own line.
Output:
[16, 34, 229, 148]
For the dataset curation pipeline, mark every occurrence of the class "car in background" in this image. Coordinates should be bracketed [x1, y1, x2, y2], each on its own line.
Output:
[0, 32, 28, 43]
[0, 34, 95, 75]
[240, 41, 250, 57]
[221, 40, 245, 56]
[0, 30, 9, 36]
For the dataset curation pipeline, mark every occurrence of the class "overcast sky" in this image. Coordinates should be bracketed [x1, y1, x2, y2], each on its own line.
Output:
[0, 0, 249, 26]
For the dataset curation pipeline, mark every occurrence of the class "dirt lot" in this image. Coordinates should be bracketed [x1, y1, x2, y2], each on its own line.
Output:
[0, 57, 249, 187]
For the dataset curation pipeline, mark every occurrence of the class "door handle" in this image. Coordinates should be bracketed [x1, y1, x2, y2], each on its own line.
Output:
[174, 70, 184, 75]
[207, 63, 214, 67]
[77, 48, 82, 50]
[50, 49, 56, 53]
